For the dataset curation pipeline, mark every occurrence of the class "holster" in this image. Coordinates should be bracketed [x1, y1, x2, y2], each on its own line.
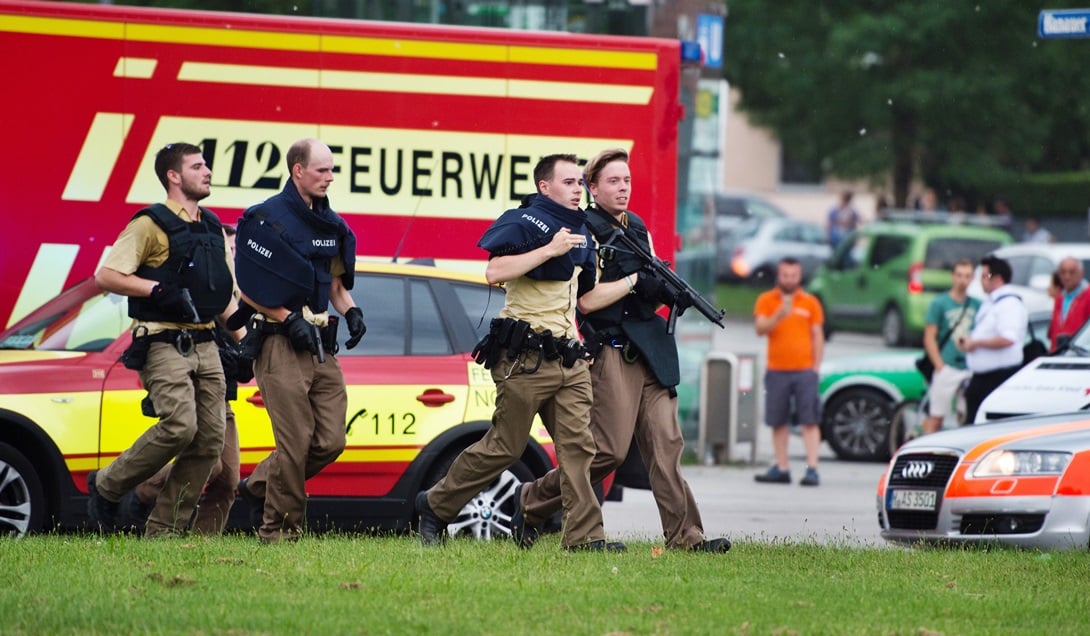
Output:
[122, 326, 151, 371]
[322, 316, 340, 356]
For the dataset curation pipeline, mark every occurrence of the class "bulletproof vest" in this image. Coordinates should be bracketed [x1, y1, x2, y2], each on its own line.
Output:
[584, 207, 659, 325]
[235, 181, 355, 313]
[478, 194, 594, 282]
[128, 204, 234, 323]
[582, 206, 679, 388]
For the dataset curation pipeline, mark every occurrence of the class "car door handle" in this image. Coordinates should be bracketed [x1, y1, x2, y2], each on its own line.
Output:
[246, 392, 266, 408]
[417, 389, 455, 407]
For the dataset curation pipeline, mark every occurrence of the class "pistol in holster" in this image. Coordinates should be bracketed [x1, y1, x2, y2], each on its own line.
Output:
[122, 326, 151, 371]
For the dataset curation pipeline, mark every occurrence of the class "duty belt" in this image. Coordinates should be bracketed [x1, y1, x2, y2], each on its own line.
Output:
[146, 328, 216, 357]
[472, 317, 588, 374]
[253, 319, 339, 354]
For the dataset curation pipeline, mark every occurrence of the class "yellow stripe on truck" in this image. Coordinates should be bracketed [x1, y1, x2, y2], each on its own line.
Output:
[1, 14, 657, 71]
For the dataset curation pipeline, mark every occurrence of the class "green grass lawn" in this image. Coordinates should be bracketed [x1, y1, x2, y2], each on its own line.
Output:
[3, 534, 1087, 634]
[716, 282, 766, 321]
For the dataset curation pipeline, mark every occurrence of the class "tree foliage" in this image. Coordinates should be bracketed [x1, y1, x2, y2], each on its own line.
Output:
[724, 1, 1090, 207]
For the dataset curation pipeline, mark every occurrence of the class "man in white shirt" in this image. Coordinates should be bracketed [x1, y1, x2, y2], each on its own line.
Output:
[958, 255, 1027, 424]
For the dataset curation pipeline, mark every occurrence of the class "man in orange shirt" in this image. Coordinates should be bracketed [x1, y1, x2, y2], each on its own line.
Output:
[753, 257, 825, 486]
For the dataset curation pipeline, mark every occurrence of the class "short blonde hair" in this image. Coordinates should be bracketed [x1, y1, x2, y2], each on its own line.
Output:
[583, 148, 629, 186]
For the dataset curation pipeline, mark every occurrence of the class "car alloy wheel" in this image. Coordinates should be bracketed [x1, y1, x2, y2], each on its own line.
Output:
[0, 442, 45, 538]
[882, 306, 905, 347]
[823, 388, 894, 461]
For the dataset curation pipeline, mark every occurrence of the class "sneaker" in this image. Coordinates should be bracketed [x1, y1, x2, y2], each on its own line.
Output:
[690, 537, 732, 553]
[754, 466, 791, 484]
[565, 539, 627, 553]
[510, 483, 539, 550]
[86, 471, 120, 532]
[118, 490, 152, 533]
[800, 467, 820, 487]
[236, 478, 264, 529]
[415, 491, 447, 546]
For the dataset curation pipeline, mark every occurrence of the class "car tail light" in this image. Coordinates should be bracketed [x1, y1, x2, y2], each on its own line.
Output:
[731, 247, 750, 278]
[908, 262, 923, 294]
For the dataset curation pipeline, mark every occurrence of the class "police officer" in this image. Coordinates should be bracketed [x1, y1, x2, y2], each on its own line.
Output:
[416, 154, 623, 552]
[121, 225, 248, 534]
[514, 149, 730, 553]
[233, 138, 366, 544]
[88, 142, 239, 537]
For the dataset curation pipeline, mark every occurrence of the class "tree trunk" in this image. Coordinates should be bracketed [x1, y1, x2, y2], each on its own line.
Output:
[891, 108, 916, 208]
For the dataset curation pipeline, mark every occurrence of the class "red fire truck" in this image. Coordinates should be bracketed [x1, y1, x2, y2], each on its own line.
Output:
[0, 0, 682, 328]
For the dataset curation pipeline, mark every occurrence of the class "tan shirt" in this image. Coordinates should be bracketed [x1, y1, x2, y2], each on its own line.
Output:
[102, 200, 234, 333]
[499, 269, 582, 339]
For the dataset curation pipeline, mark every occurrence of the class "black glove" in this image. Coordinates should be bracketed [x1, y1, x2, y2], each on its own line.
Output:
[226, 302, 256, 331]
[149, 282, 196, 321]
[634, 271, 670, 305]
[219, 343, 241, 382]
[344, 307, 366, 350]
[673, 289, 694, 311]
[284, 312, 320, 355]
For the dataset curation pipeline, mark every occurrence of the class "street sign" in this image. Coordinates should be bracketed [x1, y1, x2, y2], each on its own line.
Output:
[696, 13, 723, 69]
[1039, 9, 1090, 38]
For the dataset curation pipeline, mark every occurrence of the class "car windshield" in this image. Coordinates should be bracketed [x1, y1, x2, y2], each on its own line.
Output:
[0, 279, 129, 352]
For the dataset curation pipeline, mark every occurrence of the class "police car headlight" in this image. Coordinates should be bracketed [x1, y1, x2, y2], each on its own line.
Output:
[971, 450, 1071, 477]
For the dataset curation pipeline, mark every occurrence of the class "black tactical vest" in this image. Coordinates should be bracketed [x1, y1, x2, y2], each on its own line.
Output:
[582, 206, 680, 389]
[584, 207, 660, 327]
[128, 204, 234, 323]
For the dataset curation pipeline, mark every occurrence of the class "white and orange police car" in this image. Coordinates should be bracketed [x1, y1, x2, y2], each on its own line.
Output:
[0, 263, 557, 538]
[878, 412, 1090, 550]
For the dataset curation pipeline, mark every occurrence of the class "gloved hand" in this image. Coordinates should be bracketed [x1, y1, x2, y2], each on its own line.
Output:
[674, 289, 694, 311]
[149, 282, 196, 321]
[219, 342, 241, 382]
[226, 302, 256, 331]
[344, 306, 366, 349]
[633, 271, 670, 305]
[284, 312, 320, 355]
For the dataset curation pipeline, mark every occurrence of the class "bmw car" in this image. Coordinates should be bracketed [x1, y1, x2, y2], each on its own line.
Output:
[877, 412, 1090, 550]
[0, 263, 557, 538]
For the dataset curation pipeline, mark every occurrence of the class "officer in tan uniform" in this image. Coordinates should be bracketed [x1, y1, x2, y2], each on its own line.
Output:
[514, 148, 730, 553]
[416, 154, 624, 552]
[88, 142, 239, 537]
[232, 138, 366, 543]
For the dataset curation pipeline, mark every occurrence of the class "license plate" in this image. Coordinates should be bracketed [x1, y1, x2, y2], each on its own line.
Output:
[888, 489, 937, 511]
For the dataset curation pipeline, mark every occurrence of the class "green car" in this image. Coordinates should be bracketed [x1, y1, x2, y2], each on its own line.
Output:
[808, 217, 1011, 347]
[819, 351, 928, 462]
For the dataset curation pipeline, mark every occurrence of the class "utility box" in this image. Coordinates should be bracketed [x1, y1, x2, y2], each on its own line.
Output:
[699, 351, 762, 464]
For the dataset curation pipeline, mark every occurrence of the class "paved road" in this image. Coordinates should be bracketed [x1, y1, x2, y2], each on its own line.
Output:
[601, 316, 896, 547]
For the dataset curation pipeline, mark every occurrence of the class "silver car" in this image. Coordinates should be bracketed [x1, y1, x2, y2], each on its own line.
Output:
[717, 216, 831, 283]
[878, 412, 1090, 550]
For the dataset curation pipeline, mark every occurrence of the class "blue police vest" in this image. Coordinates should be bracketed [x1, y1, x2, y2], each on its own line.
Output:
[128, 204, 234, 323]
[477, 194, 594, 281]
[235, 181, 355, 313]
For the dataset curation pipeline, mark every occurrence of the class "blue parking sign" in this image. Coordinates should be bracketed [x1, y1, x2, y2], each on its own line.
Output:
[1039, 9, 1090, 38]
[697, 13, 723, 69]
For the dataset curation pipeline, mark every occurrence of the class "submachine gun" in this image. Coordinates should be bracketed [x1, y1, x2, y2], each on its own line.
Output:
[602, 227, 726, 334]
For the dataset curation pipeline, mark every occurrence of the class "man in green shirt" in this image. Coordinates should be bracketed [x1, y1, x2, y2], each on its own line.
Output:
[921, 258, 980, 434]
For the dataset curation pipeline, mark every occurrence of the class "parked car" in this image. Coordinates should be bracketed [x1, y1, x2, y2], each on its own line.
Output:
[819, 311, 1050, 462]
[967, 242, 1090, 316]
[0, 263, 558, 538]
[877, 411, 1090, 550]
[976, 307, 1090, 422]
[708, 190, 789, 239]
[809, 219, 1011, 347]
[716, 217, 831, 284]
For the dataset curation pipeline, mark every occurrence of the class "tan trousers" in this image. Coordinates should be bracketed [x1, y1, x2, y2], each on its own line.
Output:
[135, 402, 239, 534]
[96, 340, 226, 537]
[246, 334, 347, 543]
[428, 352, 604, 548]
[521, 346, 706, 548]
